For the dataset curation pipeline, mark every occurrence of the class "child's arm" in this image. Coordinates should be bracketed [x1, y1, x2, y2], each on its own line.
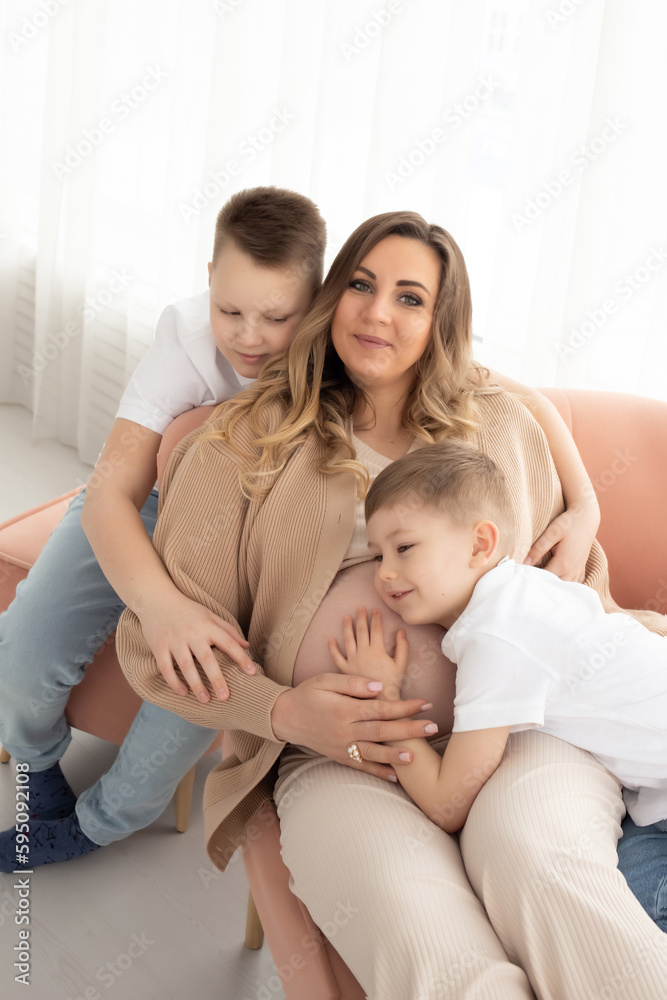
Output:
[385, 727, 510, 832]
[81, 417, 255, 702]
[489, 371, 600, 582]
[328, 609, 510, 832]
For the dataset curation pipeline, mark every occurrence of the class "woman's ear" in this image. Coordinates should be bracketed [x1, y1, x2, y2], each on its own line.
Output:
[470, 520, 500, 567]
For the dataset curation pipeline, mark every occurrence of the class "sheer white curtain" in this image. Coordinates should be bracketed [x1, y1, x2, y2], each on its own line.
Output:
[1, 0, 665, 463]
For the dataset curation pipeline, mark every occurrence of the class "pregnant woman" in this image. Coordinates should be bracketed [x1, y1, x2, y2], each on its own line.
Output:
[118, 211, 667, 999]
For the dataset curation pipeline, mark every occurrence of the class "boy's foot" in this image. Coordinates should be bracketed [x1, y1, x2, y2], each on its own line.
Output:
[0, 811, 100, 872]
[23, 761, 77, 820]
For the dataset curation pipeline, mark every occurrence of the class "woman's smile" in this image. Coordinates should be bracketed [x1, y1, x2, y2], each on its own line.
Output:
[331, 234, 440, 391]
[354, 333, 392, 349]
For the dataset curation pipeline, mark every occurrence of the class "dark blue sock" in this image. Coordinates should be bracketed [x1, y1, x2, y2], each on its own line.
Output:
[0, 812, 100, 872]
[23, 762, 77, 820]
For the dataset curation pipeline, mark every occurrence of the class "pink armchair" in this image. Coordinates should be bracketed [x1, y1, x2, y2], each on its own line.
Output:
[2, 388, 666, 999]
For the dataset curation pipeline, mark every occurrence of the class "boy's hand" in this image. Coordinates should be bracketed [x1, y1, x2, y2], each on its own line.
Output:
[137, 590, 257, 703]
[328, 607, 408, 700]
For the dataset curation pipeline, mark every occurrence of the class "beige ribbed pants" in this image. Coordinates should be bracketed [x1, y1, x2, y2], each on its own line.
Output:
[274, 731, 667, 1000]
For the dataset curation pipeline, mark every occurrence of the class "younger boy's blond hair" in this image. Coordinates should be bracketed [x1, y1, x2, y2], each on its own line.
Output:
[365, 439, 517, 554]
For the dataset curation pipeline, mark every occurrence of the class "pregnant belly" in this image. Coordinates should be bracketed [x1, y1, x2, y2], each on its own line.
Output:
[292, 560, 456, 737]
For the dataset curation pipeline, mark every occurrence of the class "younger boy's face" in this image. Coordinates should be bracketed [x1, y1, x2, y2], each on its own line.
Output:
[208, 241, 313, 379]
[367, 501, 481, 630]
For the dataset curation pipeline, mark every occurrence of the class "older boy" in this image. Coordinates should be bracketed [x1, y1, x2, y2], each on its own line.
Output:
[0, 187, 325, 869]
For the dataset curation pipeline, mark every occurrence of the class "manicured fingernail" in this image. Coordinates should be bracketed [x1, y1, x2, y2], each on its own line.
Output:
[216, 689, 228, 700]
[420, 703, 433, 711]
[387, 774, 398, 782]
[368, 681, 383, 691]
[524, 556, 533, 565]
[198, 692, 210, 703]
[424, 723, 438, 734]
[246, 661, 256, 673]
[399, 752, 411, 761]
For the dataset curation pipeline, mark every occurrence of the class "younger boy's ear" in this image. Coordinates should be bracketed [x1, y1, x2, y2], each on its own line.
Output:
[470, 521, 500, 567]
[208, 262, 212, 286]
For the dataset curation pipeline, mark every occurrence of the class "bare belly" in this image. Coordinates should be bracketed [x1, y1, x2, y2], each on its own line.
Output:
[292, 560, 456, 736]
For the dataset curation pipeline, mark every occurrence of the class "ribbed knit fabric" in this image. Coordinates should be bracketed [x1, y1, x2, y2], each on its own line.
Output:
[117, 390, 667, 872]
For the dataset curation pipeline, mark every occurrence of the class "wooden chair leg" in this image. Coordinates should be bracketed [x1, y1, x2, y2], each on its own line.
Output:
[174, 766, 195, 833]
[0, 746, 10, 764]
[244, 890, 264, 950]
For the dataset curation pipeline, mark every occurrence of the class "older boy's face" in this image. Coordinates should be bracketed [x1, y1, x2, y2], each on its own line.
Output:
[208, 241, 313, 379]
[367, 502, 480, 630]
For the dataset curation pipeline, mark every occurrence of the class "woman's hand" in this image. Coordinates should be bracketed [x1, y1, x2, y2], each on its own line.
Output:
[270, 673, 437, 782]
[328, 607, 408, 701]
[136, 590, 257, 703]
[524, 500, 600, 582]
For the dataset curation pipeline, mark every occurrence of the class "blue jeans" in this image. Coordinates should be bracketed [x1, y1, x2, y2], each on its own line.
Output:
[618, 814, 667, 932]
[0, 488, 216, 845]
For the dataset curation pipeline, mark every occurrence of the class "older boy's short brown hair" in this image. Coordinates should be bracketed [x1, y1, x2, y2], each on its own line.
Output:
[212, 186, 326, 291]
[365, 439, 516, 553]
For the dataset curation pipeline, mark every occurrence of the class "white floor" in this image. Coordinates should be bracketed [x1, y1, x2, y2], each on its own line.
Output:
[0, 404, 284, 1000]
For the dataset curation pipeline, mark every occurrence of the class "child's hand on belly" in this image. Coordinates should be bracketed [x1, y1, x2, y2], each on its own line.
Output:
[328, 606, 408, 702]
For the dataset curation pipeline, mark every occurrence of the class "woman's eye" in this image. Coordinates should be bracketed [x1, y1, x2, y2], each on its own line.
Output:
[350, 278, 372, 292]
[220, 308, 240, 316]
[397, 545, 412, 554]
[399, 292, 423, 307]
[372, 553, 383, 563]
[267, 316, 288, 324]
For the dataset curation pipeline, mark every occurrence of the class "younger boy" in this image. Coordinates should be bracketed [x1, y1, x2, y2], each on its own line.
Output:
[0, 186, 326, 869]
[329, 440, 667, 881]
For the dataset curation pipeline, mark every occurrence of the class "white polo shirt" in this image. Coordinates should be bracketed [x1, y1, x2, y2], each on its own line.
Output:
[443, 558, 667, 826]
[116, 290, 254, 434]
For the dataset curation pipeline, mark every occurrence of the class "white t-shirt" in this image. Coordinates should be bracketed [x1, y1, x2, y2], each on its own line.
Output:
[116, 290, 255, 434]
[442, 558, 667, 825]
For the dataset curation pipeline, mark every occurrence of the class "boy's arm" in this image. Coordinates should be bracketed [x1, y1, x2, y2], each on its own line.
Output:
[384, 727, 510, 833]
[81, 417, 254, 701]
[489, 371, 600, 582]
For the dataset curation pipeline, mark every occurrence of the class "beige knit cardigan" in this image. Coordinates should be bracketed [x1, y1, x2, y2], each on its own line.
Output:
[117, 390, 667, 871]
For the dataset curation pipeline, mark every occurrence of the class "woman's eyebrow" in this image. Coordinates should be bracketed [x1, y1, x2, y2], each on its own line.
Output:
[356, 265, 430, 295]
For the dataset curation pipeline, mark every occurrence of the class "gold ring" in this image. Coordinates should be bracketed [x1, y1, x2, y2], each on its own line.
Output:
[346, 741, 363, 763]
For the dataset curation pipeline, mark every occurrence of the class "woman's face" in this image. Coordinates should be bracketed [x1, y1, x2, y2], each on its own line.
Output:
[331, 234, 441, 393]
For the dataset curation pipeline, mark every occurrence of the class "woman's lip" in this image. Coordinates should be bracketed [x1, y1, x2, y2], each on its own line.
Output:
[237, 352, 266, 362]
[389, 590, 413, 600]
[354, 334, 391, 349]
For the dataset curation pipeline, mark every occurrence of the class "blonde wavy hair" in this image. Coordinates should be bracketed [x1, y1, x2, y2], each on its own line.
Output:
[201, 210, 500, 499]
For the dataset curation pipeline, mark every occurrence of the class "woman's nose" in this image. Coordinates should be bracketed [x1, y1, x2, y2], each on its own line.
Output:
[362, 293, 391, 325]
